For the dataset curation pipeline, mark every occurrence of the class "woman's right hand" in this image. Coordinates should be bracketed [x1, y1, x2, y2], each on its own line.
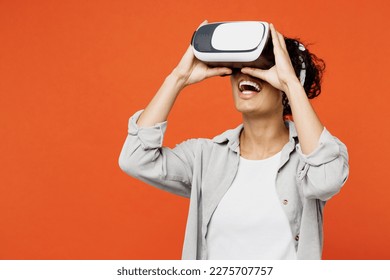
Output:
[172, 45, 232, 88]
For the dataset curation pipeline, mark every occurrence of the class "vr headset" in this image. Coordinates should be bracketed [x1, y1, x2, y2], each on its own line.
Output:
[191, 21, 306, 85]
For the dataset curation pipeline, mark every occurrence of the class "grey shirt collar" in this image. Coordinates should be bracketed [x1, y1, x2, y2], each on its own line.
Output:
[212, 120, 299, 153]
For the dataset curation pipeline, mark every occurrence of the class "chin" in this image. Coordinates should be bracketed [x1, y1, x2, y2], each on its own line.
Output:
[235, 102, 283, 118]
[235, 104, 264, 116]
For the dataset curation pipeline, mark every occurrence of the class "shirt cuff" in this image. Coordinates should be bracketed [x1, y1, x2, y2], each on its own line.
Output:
[295, 127, 340, 167]
[128, 109, 168, 150]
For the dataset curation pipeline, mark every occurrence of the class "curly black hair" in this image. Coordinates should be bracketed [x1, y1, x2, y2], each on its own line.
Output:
[283, 38, 326, 116]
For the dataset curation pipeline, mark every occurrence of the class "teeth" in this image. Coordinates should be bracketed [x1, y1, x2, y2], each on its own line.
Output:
[239, 80, 260, 92]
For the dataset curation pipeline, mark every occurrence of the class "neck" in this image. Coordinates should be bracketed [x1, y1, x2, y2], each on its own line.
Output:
[239, 112, 289, 160]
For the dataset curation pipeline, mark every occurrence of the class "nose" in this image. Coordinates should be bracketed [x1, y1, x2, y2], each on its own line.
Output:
[231, 68, 241, 75]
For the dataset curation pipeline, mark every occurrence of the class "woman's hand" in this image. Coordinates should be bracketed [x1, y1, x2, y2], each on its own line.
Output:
[171, 21, 232, 89]
[240, 23, 301, 95]
[172, 45, 231, 88]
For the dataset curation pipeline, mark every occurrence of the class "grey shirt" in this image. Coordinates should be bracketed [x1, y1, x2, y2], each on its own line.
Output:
[119, 109, 349, 260]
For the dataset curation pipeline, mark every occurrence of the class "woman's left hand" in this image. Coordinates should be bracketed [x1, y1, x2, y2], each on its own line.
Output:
[240, 23, 300, 94]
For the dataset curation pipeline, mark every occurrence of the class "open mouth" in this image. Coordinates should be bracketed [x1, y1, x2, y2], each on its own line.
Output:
[238, 80, 261, 94]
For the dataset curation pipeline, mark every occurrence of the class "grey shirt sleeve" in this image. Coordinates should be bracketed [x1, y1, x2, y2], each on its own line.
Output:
[295, 127, 349, 201]
[118, 109, 197, 198]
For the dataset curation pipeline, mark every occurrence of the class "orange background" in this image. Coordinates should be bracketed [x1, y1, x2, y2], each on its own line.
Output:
[1, 0, 389, 259]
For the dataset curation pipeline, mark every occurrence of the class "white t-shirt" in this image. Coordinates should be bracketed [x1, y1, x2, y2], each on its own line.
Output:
[206, 151, 297, 260]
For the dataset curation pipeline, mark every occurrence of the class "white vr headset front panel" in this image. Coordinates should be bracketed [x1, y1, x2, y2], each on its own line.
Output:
[192, 21, 270, 63]
[211, 22, 266, 51]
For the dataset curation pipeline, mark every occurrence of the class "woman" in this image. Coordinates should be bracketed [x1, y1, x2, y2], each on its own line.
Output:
[118, 22, 349, 260]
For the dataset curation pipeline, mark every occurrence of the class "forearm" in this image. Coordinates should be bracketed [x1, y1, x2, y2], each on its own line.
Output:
[285, 80, 324, 155]
[136, 71, 186, 127]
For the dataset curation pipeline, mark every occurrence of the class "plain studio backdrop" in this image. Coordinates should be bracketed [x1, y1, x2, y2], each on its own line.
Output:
[0, 0, 389, 259]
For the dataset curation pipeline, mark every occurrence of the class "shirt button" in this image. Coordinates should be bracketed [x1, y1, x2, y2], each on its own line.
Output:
[283, 199, 288, 205]
[295, 235, 300, 241]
